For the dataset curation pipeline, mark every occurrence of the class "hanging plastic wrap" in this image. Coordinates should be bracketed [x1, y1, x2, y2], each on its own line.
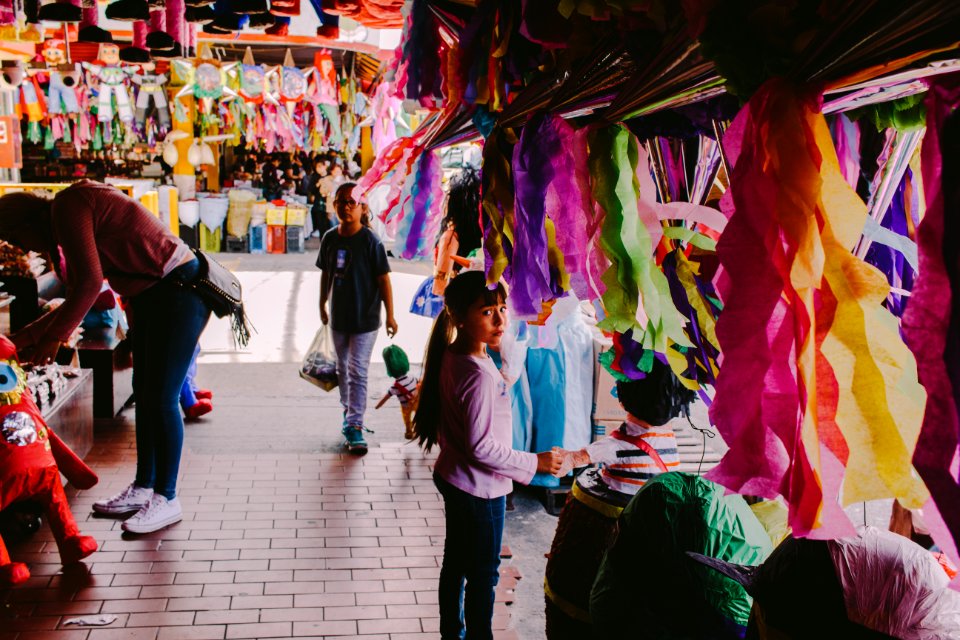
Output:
[902, 76, 960, 584]
[708, 78, 928, 539]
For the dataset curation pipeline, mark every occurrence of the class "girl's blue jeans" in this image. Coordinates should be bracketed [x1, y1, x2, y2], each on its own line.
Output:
[434, 473, 505, 640]
[130, 257, 210, 500]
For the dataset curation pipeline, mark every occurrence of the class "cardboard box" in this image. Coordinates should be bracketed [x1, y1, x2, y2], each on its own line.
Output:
[249, 224, 266, 254]
[265, 206, 287, 226]
[286, 226, 305, 253]
[592, 419, 622, 442]
[592, 338, 627, 421]
[285, 206, 307, 227]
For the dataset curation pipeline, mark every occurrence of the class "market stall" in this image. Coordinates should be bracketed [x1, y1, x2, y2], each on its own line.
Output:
[356, 0, 960, 635]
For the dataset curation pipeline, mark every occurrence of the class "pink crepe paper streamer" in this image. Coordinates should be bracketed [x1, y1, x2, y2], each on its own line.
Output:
[902, 75, 960, 583]
[542, 114, 606, 303]
[397, 149, 443, 260]
[706, 87, 825, 537]
[832, 113, 861, 190]
[151, 8, 166, 32]
[81, 4, 97, 28]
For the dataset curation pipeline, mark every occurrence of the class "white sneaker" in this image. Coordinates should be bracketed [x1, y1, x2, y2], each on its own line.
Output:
[92, 483, 153, 515]
[121, 494, 183, 534]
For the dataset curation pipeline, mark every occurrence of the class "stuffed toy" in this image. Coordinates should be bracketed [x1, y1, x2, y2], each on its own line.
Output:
[375, 344, 418, 440]
[0, 335, 98, 586]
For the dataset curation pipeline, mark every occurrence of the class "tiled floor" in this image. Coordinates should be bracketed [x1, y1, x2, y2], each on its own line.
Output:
[0, 415, 522, 639]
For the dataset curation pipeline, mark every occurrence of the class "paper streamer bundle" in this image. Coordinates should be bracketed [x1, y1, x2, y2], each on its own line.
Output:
[587, 124, 689, 357]
[708, 78, 928, 539]
[902, 76, 960, 581]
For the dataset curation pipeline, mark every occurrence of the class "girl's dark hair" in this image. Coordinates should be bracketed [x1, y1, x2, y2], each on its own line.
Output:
[616, 358, 696, 426]
[334, 182, 356, 202]
[413, 270, 506, 450]
[438, 167, 482, 257]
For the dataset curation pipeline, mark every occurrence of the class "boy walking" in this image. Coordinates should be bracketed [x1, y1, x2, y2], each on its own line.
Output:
[318, 183, 397, 454]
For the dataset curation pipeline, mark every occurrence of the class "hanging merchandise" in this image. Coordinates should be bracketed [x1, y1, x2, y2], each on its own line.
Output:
[173, 44, 238, 134]
[82, 43, 136, 125]
[130, 68, 171, 136]
[39, 40, 80, 117]
[311, 48, 342, 148]
[708, 79, 928, 540]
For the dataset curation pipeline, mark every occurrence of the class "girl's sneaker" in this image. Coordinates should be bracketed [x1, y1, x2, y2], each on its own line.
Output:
[342, 425, 368, 455]
[92, 483, 153, 515]
[121, 494, 183, 534]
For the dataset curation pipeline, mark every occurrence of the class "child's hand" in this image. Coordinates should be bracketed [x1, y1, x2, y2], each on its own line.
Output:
[554, 448, 591, 477]
[536, 448, 564, 476]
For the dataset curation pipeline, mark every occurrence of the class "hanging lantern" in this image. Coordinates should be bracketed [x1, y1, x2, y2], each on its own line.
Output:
[187, 139, 203, 166]
[200, 142, 214, 165]
[162, 141, 179, 166]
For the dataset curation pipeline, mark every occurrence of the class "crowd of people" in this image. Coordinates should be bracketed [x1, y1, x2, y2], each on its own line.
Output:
[225, 150, 362, 238]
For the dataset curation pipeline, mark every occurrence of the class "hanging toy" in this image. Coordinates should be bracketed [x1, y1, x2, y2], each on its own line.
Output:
[130, 62, 170, 136]
[233, 46, 276, 149]
[173, 43, 238, 133]
[82, 43, 136, 124]
[310, 48, 341, 147]
[277, 48, 313, 119]
[39, 39, 80, 117]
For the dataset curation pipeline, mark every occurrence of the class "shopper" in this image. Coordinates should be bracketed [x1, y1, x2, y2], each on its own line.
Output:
[305, 156, 331, 238]
[317, 182, 397, 454]
[0, 181, 210, 534]
[413, 270, 563, 640]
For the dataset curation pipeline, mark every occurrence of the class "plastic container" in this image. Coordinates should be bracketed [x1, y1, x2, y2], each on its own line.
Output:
[249, 224, 266, 254]
[286, 226, 304, 253]
[267, 225, 286, 254]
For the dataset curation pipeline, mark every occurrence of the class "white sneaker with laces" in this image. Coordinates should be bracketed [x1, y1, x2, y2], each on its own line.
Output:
[92, 483, 153, 515]
[121, 494, 183, 534]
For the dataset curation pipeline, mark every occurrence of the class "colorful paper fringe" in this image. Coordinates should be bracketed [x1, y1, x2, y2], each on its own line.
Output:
[587, 124, 689, 356]
[902, 76, 960, 580]
[395, 149, 444, 260]
[708, 78, 928, 539]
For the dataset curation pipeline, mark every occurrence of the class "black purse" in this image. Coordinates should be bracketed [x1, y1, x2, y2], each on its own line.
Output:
[188, 250, 253, 347]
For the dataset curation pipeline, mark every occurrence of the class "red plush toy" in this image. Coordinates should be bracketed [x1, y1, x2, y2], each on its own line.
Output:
[0, 335, 98, 585]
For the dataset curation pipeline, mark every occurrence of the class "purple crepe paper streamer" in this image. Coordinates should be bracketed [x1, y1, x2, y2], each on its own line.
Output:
[510, 115, 560, 318]
[399, 150, 443, 260]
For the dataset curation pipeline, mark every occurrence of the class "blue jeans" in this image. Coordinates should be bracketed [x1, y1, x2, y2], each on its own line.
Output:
[130, 258, 210, 500]
[331, 329, 377, 427]
[179, 343, 201, 410]
[434, 474, 504, 640]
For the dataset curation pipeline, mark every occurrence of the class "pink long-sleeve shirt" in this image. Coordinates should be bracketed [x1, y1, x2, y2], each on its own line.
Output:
[434, 351, 537, 499]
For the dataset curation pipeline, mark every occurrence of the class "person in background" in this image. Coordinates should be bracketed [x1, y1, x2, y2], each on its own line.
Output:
[318, 182, 397, 454]
[320, 161, 346, 214]
[306, 156, 331, 238]
[413, 270, 563, 640]
[0, 181, 211, 534]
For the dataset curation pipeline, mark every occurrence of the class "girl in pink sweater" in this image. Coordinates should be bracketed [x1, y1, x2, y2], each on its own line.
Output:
[413, 270, 562, 640]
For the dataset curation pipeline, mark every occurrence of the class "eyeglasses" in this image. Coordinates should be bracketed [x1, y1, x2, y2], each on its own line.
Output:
[336, 199, 357, 207]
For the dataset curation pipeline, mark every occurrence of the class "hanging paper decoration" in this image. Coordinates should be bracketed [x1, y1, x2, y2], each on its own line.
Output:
[509, 114, 565, 318]
[131, 70, 171, 137]
[481, 127, 518, 286]
[587, 124, 689, 356]
[902, 76, 960, 582]
[708, 78, 928, 540]
[82, 44, 136, 125]
[394, 149, 444, 260]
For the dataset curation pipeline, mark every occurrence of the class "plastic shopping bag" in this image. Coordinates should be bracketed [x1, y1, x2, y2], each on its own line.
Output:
[300, 325, 338, 391]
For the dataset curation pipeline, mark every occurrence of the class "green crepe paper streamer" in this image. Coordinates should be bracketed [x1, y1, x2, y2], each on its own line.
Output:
[62, 123, 72, 144]
[92, 124, 102, 151]
[847, 92, 927, 132]
[663, 226, 718, 251]
[27, 121, 40, 145]
[587, 125, 691, 353]
[598, 348, 631, 382]
[43, 127, 54, 151]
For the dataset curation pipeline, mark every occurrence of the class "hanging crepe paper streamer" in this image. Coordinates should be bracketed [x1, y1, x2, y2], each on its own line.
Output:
[830, 113, 861, 190]
[539, 114, 606, 304]
[509, 114, 565, 319]
[708, 78, 928, 540]
[587, 124, 690, 355]
[902, 76, 960, 585]
[394, 149, 443, 260]
[399, 0, 445, 108]
[482, 127, 518, 287]
[863, 171, 920, 318]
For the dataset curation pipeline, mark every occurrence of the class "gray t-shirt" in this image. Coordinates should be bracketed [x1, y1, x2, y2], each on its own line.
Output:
[317, 227, 390, 334]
